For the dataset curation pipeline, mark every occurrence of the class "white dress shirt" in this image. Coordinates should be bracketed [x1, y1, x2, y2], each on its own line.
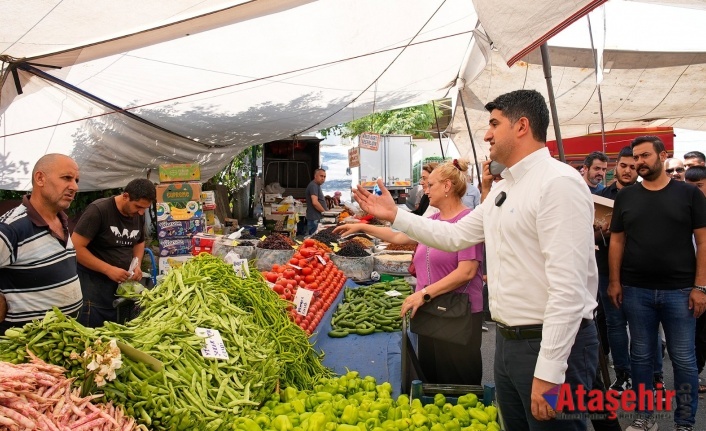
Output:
[393, 148, 598, 384]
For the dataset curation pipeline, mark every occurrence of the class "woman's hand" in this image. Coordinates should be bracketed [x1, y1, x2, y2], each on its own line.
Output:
[333, 224, 363, 236]
[400, 290, 426, 318]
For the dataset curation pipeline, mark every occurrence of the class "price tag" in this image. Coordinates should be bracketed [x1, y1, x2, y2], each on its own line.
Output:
[195, 327, 229, 360]
[294, 288, 314, 316]
[288, 263, 302, 270]
[232, 259, 250, 279]
[385, 290, 402, 297]
[316, 255, 326, 265]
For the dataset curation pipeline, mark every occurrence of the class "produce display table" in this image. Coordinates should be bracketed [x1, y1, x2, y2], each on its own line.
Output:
[309, 279, 403, 396]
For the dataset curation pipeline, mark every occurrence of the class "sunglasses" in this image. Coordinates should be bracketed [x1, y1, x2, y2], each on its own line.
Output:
[666, 167, 685, 174]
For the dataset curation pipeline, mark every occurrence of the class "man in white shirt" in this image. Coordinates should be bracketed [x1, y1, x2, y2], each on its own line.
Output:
[352, 90, 598, 431]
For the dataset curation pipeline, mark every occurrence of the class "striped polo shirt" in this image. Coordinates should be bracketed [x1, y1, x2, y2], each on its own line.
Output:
[0, 196, 83, 328]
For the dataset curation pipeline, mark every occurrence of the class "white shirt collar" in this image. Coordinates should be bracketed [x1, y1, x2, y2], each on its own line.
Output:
[503, 147, 551, 184]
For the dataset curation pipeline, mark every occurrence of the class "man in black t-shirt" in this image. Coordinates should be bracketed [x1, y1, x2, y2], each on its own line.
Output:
[609, 136, 706, 431]
[72, 179, 156, 327]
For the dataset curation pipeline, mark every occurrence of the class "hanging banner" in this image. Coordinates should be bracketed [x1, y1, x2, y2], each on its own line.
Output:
[359, 132, 381, 151]
[348, 147, 360, 168]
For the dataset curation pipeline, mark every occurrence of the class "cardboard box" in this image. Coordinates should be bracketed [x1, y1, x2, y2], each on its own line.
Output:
[155, 183, 203, 222]
[159, 163, 201, 183]
[158, 237, 192, 257]
[156, 201, 204, 222]
[264, 193, 281, 203]
[593, 195, 614, 228]
[156, 182, 202, 204]
[157, 219, 205, 239]
[192, 233, 218, 256]
[158, 255, 193, 275]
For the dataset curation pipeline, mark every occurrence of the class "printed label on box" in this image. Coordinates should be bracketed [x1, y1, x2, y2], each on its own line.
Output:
[195, 327, 228, 360]
[156, 201, 203, 222]
[158, 255, 193, 275]
[157, 219, 204, 238]
[158, 238, 192, 257]
[159, 163, 201, 182]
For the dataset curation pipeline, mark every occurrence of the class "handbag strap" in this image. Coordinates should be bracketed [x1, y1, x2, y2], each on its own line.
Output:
[425, 246, 470, 294]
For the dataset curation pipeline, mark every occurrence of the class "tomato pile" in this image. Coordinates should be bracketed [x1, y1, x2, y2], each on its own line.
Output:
[262, 238, 347, 334]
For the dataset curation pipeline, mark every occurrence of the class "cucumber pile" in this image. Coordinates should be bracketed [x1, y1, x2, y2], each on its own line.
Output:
[328, 280, 413, 337]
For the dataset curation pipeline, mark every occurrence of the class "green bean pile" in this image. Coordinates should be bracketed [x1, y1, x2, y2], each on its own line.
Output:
[192, 253, 334, 388]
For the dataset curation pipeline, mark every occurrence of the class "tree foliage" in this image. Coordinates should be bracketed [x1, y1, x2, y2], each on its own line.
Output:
[319, 103, 443, 139]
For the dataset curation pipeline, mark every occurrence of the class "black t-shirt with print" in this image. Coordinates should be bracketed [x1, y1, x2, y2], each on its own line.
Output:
[74, 197, 145, 274]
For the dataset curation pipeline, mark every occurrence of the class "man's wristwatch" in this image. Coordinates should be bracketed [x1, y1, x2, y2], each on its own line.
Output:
[422, 287, 432, 303]
[695, 285, 706, 295]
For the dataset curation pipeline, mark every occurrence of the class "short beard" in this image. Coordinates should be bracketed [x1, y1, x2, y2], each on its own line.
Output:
[639, 162, 663, 182]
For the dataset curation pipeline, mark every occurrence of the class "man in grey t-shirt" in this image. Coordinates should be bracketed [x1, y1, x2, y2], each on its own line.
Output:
[305, 169, 328, 234]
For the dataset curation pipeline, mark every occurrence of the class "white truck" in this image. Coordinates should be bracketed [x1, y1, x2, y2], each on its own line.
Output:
[354, 134, 413, 204]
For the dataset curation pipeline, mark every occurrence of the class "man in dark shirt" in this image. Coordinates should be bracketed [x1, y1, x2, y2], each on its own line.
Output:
[72, 178, 156, 327]
[305, 169, 327, 235]
[583, 151, 608, 194]
[609, 136, 706, 431]
[595, 147, 639, 395]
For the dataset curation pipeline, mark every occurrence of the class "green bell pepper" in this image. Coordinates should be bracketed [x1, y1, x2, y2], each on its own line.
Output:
[273, 415, 294, 431]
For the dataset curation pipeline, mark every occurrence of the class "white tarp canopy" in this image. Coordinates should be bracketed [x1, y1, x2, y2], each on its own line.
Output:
[449, 0, 706, 161]
[2, 0, 706, 190]
[0, 0, 483, 190]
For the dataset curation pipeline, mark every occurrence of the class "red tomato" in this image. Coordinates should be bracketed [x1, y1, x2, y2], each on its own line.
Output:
[295, 315, 302, 324]
[304, 275, 316, 283]
[283, 269, 296, 279]
[265, 272, 279, 283]
[272, 284, 285, 294]
[298, 280, 306, 288]
[289, 258, 299, 266]
[293, 253, 303, 260]
[301, 267, 313, 276]
[303, 239, 316, 247]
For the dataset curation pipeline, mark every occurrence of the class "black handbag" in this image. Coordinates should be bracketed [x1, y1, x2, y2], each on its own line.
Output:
[410, 247, 472, 345]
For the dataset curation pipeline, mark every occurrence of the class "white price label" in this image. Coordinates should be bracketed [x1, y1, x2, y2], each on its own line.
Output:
[385, 290, 402, 297]
[316, 255, 326, 265]
[232, 259, 250, 279]
[294, 288, 315, 316]
[288, 263, 302, 270]
[195, 327, 229, 360]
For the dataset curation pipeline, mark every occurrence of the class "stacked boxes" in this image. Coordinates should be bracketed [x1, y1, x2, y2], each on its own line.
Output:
[155, 164, 204, 272]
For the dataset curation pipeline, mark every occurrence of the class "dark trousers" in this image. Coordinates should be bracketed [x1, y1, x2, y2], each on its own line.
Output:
[494, 322, 598, 431]
[696, 312, 706, 374]
[417, 311, 483, 385]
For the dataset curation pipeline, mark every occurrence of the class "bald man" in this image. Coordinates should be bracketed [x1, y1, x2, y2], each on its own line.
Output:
[665, 158, 686, 181]
[0, 154, 83, 333]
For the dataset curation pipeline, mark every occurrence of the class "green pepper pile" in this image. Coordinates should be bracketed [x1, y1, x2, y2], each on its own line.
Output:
[328, 280, 413, 338]
[239, 371, 501, 431]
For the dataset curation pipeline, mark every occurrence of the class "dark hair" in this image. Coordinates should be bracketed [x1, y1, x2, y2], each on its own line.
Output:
[484, 89, 550, 142]
[583, 151, 608, 168]
[630, 136, 665, 154]
[124, 178, 156, 202]
[686, 165, 706, 182]
[617, 146, 633, 161]
[314, 168, 326, 175]
[684, 151, 706, 163]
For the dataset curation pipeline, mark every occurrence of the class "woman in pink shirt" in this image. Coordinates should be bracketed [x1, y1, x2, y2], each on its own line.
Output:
[335, 158, 484, 385]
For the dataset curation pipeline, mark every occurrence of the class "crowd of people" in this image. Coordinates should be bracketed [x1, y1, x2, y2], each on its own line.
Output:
[353, 89, 706, 431]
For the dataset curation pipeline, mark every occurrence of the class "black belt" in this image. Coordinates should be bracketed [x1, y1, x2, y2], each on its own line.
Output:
[497, 318, 593, 340]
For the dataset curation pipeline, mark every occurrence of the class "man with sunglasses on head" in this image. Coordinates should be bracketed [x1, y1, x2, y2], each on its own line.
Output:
[665, 158, 686, 181]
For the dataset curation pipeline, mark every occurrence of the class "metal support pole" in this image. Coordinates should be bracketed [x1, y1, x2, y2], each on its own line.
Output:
[540, 44, 566, 163]
[458, 89, 482, 185]
[432, 100, 445, 159]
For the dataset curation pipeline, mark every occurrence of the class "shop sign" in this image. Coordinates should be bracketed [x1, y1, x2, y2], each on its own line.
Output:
[348, 147, 360, 168]
[359, 132, 381, 151]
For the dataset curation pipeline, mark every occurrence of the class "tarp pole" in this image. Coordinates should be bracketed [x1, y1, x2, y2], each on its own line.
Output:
[587, 16, 607, 154]
[248, 145, 258, 218]
[540, 44, 565, 163]
[432, 100, 445, 159]
[458, 89, 482, 185]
